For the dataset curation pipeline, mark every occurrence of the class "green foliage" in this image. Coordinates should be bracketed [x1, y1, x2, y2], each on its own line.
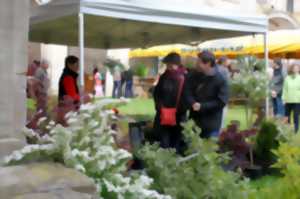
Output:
[230, 56, 268, 128]
[139, 120, 255, 199]
[133, 63, 149, 77]
[104, 58, 125, 74]
[26, 98, 37, 111]
[5, 99, 170, 199]
[253, 120, 300, 199]
[118, 98, 156, 119]
[257, 135, 300, 198]
[254, 120, 280, 168]
[185, 62, 195, 69]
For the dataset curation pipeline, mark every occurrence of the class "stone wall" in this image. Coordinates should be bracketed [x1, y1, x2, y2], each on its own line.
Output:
[28, 42, 42, 64]
[0, 0, 30, 160]
[0, 163, 98, 199]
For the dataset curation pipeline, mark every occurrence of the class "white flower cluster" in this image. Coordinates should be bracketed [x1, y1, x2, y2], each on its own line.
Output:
[4, 144, 54, 164]
[103, 174, 172, 199]
[5, 98, 170, 199]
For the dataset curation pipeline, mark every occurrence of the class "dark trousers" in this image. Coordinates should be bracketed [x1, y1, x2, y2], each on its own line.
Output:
[272, 96, 285, 117]
[285, 103, 300, 132]
[154, 114, 185, 154]
[125, 80, 133, 98]
[112, 81, 121, 98]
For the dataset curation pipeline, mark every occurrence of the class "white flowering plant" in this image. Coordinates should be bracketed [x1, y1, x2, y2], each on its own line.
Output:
[5, 98, 170, 199]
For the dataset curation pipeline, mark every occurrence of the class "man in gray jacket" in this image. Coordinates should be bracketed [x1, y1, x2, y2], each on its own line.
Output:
[34, 59, 50, 115]
[270, 59, 285, 117]
[217, 56, 230, 129]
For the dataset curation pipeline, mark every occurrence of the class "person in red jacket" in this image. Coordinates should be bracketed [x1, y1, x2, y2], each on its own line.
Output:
[58, 55, 80, 104]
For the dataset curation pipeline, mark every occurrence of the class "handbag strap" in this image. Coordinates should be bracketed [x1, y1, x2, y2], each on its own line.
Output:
[175, 75, 185, 108]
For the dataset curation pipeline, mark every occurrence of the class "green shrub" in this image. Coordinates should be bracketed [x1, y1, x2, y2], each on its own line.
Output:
[104, 58, 125, 74]
[254, 120, 300, 198]
[26, 98, 37, 111]
[134, 63, 149, 78]
[257, 133, 300, 199]
[230, 56, 268, 128]
[254, 121, 279, 169]
[138, 121, 255, 199]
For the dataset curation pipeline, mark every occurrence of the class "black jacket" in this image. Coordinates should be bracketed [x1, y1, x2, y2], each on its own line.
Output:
[184, 69, 229, 137]
[153, 69, 187, 121]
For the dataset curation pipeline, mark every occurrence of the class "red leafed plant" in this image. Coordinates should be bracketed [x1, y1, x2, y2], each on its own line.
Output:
[219, 124, 257, 171]
[112, 108, 119, 115]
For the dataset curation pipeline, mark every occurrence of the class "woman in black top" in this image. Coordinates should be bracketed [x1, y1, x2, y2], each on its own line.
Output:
[153, 53, 186, 154]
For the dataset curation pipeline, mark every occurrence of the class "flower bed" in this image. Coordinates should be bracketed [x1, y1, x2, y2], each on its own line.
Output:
[7, 98, 300, 198]
[5, 99, 170, 199]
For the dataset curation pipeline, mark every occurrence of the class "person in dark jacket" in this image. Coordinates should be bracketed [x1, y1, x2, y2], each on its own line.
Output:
[153, 52, 186, 154]
[184, 51, 229, 138]
[58, 55, 80, 104]
[270, 59, 285, 117]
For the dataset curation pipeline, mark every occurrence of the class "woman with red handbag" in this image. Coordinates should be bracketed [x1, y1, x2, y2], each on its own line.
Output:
[153, 52, 187, 154]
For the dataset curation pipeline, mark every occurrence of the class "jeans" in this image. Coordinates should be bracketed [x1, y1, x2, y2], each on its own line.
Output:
[208, 131, 220, 138]
[285, 103, 300, 133]
[272, 96, 285, 117]
[125, 80, 133, 98]
[200, 130, 220, 139]
[112, 81, 121, 98]
[221, 106, 228, 129]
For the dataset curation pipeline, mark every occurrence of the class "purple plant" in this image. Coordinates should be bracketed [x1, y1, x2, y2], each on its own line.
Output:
[219, 124, 257, 171]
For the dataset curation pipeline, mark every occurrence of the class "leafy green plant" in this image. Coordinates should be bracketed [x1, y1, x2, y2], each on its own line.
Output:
[26, 98, 37, 111]
[253, 119, 294, 170]
[133, 63, 149, 78]
[230, 56, 268, 128]
[254, 121, 279, 169]
[5, 99, 170, 199]
[250, 119, 300, 199]
[104, 58, 125, 74]
[138, 120, 255, 199]
[256, 133, 300, 199]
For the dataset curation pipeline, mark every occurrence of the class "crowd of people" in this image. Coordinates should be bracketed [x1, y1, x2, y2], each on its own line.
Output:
[153, 51, 230, 154]
[26, 52, 231, 152]
[112, 67, 134, 98]
[153, 51, 300, 154]
[270, 59, 300, 132]
[26, 55, 135, 126]
[26, 51, 300, 152]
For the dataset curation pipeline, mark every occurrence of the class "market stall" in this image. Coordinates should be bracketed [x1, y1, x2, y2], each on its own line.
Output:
[30, 0, 268, 88]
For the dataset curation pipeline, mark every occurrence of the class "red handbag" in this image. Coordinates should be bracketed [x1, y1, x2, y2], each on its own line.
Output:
[160, 107, 177, 126]
[160, 76, 184, 126]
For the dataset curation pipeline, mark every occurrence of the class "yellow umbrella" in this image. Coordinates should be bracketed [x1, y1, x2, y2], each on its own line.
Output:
[129, 30, 300, 59]
[199, 30, 300, 58]
[129, 44, 195, 58]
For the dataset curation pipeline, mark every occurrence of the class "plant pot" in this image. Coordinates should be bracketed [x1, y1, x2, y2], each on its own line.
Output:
[244, 165, 263, 179]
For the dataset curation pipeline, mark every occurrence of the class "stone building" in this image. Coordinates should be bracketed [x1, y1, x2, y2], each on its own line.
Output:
[0, 0, 30, 160]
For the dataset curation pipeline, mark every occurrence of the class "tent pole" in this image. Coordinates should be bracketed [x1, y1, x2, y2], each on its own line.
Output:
[79, 13, 85, 98]
[264, 32, 269, 118]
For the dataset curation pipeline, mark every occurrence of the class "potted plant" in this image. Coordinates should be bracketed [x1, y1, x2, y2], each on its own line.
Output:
[230, 56, 268, 128]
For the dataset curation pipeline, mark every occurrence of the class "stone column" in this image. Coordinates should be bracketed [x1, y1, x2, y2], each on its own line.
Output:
[0, 0, 30, 161]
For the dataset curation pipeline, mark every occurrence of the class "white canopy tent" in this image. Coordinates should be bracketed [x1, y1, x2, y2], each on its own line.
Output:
[30, 0, 269, 115]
